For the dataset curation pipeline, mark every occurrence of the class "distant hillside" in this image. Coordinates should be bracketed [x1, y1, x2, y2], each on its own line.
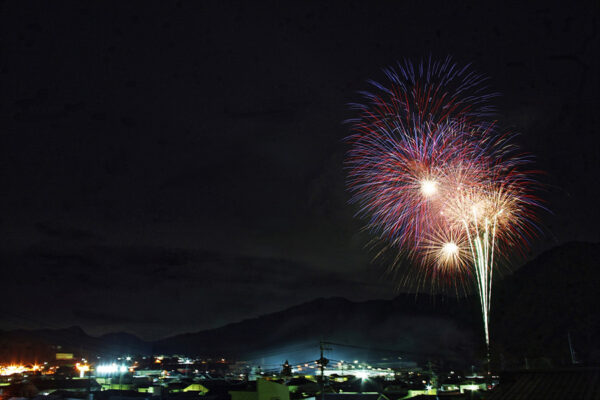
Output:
[153, 295, 479, 366]
[0, 326, 150, 362]
[154, 241, 600, 368]
[492, 241, 600, 367]
[1, 242, 598, 369]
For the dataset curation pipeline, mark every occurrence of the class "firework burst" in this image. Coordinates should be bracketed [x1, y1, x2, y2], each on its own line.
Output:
[346, 58, 542, 348]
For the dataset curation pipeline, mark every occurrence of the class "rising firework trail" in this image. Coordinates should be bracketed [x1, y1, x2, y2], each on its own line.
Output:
[346, 57, 542, 351]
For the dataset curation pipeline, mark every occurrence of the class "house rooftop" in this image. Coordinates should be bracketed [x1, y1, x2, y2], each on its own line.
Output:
[487, 367, 600, 400]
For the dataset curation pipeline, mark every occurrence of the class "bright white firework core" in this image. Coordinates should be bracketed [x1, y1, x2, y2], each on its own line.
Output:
[420, 179, 438, 197]
[442, 242, 459, 257]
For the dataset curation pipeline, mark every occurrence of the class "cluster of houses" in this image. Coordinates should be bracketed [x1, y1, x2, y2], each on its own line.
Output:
[1, 353, 598, 400]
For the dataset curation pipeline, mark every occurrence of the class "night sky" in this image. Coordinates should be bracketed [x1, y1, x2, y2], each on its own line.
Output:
[1, 1, 598, 340]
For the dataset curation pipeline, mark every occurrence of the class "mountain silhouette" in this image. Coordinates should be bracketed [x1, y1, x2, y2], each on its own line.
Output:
[1, 242, 598, 369]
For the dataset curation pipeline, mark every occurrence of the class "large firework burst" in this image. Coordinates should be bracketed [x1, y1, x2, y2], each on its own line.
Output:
[346, 58, 542, 348]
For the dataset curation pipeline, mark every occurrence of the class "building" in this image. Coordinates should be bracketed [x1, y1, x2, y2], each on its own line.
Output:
[230, 379, 289, 400]
[487, 367, 600, 399]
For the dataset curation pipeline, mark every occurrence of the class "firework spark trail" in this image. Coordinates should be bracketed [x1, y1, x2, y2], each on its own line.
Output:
[346, 58, 542, 350]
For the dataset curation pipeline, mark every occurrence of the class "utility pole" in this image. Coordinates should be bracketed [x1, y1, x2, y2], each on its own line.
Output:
[486, 350, 491, 390]
[317, 341, 330, 400]
[87, 368, 92, 400]
[426, 360, 436, 390]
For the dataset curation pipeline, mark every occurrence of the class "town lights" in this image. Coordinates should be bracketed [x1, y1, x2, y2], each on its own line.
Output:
[75, 363, 90, 378]
[96, 364, 128, 375]
[356, 371, 368, 380]
[0, 364, 42, 376]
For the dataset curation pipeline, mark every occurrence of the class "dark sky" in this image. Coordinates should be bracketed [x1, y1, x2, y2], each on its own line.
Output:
[1, 1, 598, 340]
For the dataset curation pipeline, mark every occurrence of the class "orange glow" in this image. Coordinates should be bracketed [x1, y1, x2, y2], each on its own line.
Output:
[0, 364, 43, 376]
[75, 363, 90, 372]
